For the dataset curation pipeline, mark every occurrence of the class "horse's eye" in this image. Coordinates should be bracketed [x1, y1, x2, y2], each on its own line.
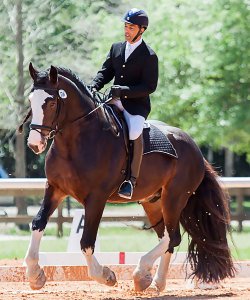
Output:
[49, 102, 56, 109]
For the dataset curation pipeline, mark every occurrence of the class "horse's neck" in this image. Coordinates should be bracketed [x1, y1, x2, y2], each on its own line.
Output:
[63, 79, 95, 124]
[54, 77, 113, 154]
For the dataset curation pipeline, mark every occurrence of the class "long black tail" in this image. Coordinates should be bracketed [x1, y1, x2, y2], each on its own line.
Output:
[180, 160, 236, 282]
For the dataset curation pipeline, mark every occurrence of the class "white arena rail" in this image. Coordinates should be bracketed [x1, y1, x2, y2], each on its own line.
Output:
[0, 178, 46, 190]
[220, 177, 250, 188]
[0, 177, 249, 234]
[0, 177, 250, 190]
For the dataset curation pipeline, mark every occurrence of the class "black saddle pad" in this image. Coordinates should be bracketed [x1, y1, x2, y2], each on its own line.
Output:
[143, 124, 178, 158]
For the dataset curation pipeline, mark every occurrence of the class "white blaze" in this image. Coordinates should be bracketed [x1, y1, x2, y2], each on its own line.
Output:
[28, 90, 53, 147]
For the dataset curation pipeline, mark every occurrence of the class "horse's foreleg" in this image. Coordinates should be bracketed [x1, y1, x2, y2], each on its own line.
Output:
[151, 251, 172, 291]
[24, 184, 65, 290]
[24, 229, 46, 290]
[80, 196, 116, 286]
[133, 229, 170, 291]
[84, 249, 116, 286]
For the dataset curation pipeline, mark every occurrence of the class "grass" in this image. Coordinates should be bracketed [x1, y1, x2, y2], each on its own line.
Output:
[230, 198, 250, 212]
[229, 227, 250, 260]
[1, 225, 250, 260]
[1, 239, 68, 259]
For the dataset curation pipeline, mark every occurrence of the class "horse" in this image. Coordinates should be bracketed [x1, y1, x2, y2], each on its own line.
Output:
[22, 62, 235, 291]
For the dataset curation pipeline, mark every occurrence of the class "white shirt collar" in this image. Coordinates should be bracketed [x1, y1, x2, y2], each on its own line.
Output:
[125, 38, 143, 61]
[126, 38, 143, 51]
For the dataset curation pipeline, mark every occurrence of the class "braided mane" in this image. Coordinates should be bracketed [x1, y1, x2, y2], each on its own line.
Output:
[56, 67, 89, 96]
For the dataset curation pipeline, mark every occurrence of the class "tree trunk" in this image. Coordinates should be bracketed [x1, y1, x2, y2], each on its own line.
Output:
[15, 0, 28, 229]
[207, 147, 214, 163]
[225, 148, 234, 177]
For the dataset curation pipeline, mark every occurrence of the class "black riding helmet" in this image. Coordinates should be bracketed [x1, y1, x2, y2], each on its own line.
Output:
[122, 8, 149, 42]
[122, 8, 149, 29]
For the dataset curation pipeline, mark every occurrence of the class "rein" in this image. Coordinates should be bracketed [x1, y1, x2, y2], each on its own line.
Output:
[71, 95, 112, 124]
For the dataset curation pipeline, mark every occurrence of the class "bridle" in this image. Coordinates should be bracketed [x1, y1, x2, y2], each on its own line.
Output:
[28, 85, 112, 140]
[29, 86, 63, 140]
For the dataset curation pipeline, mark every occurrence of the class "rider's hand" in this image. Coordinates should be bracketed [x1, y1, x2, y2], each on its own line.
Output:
[87, 85, 97, 94]
[111, 85, 121, 98]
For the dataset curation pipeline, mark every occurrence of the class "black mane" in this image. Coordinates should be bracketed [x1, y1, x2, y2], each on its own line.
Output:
[35, 67, 90, 98]
[56, 67, 90, 97]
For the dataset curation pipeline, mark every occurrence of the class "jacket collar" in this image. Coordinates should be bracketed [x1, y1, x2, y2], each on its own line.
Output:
[121, 40, 146, 63]
[121, 42, 126, 62]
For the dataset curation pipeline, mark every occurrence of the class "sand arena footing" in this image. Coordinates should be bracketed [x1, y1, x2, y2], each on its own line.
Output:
[1, 261, 250, 282]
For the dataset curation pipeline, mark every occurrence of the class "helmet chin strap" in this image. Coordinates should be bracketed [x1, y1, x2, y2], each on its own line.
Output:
[132, 26, 143, 43]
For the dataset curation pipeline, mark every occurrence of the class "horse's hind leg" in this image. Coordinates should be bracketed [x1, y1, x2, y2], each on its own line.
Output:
[150, 185, 192, 291]
[151, 251, 172, 292]
[134, 187, 189, 292]
[24, 184, 65, 290]
[142, 200, 173, 292]
[133, 200, 171, 292]
[133, 226, 171, 291]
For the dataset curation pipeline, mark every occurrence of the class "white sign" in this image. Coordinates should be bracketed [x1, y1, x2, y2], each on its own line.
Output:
[67, 209, 100, 252]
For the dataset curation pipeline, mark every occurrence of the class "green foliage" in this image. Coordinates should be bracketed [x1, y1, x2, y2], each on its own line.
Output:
[0, 238, 68, 259]
[200, 0, 250, 154]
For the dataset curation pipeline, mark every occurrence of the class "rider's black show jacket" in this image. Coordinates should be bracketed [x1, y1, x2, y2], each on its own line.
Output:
[91, 40, 158, 119]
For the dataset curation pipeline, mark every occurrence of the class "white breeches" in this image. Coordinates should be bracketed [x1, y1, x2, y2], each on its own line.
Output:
[110, 99, 145, 140]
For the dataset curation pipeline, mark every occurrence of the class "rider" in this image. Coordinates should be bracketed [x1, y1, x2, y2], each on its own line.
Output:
[90, 8, 159, 199]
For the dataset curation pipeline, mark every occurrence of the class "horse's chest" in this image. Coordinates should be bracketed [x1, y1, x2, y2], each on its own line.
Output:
[46, 158, 75, 185]
[46, 161, 84, 199]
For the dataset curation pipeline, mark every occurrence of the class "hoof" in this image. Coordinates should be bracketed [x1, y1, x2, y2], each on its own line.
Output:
[29, 269, 46, 290]
[145, 285, 160, 295]
[133, 269, 153, 291]
[103, 266, 117, 286]
[186, 278, 221, 290]
[150, 279, 166, 292]
[195, 281, 221, 290]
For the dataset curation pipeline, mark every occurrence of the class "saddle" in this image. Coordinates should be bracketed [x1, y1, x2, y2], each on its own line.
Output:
[102, 104, 178, 159]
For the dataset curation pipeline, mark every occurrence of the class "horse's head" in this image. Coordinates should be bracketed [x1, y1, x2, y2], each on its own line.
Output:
[27, 62, 66, 154]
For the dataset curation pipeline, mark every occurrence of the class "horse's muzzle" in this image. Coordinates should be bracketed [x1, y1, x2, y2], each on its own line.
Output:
[27, 137, 47, 154]
[28, 141, 47, 154]
[27, 128, 48, 154]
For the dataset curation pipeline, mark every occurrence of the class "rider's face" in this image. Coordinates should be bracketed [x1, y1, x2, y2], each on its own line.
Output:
[124, 23, 144, 44]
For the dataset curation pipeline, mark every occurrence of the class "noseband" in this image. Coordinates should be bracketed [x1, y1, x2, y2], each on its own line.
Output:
[30, 124, 58, 140]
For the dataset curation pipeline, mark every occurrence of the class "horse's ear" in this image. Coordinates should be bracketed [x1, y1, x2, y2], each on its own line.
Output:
[49, 65, 58, 85]
[29, 62, 38, 81]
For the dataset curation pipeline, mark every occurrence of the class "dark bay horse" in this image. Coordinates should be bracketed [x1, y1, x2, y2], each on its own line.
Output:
[23, 63, 235, 291]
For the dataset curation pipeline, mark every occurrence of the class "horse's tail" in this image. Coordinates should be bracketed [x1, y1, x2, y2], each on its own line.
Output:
[180, 160, 236, 282]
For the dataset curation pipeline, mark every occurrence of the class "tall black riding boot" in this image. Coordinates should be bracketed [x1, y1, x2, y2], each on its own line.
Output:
[118, 135, 143, 199]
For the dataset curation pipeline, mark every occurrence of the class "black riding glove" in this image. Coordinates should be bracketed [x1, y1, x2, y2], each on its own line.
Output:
[111, 85, 121, 98]
[87, 85, 97, 94]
